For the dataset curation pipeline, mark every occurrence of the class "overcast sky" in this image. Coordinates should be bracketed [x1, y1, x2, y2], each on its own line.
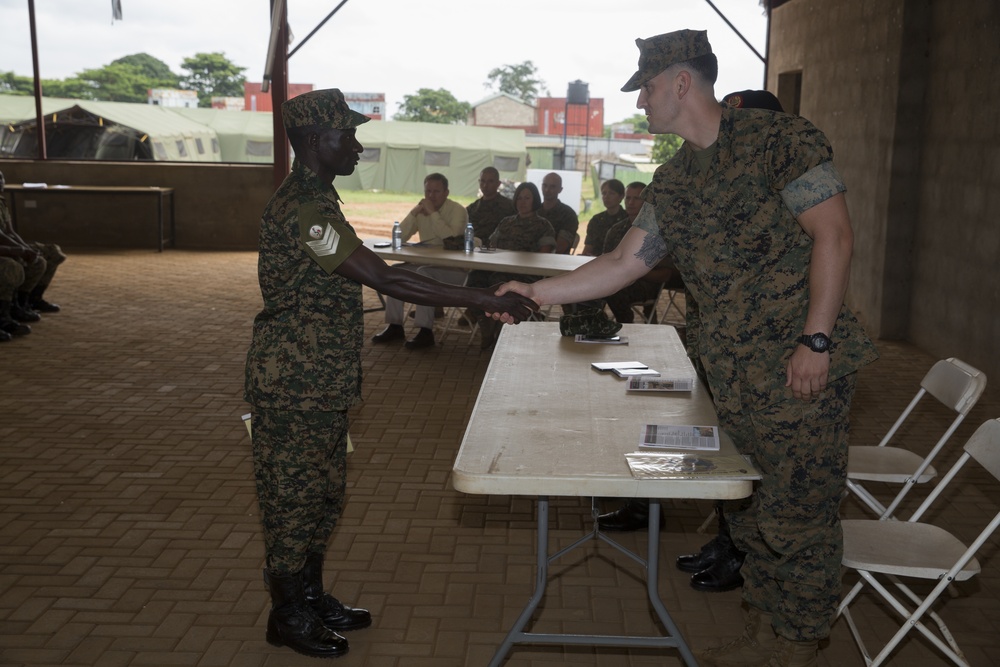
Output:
[1, 0, 768, 125]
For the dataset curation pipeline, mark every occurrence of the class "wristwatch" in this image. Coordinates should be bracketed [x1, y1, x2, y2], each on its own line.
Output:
[799, 332, 832, 353]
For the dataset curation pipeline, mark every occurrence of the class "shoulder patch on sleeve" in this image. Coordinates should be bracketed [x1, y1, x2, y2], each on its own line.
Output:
[306, 223, 342, 257]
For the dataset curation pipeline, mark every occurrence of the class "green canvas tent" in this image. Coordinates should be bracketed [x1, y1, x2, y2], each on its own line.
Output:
[1, 94, 79, 155]
[335, 120, 527, 197]
[2, 99, 220, 162]
[170, 107, 275, 163]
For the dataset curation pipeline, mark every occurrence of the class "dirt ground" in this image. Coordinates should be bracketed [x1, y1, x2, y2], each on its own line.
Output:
[340, 200, 416, 240]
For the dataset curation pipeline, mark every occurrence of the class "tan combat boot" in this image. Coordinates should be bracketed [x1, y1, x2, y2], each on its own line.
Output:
[697, 604, 777, 666]
[766, 635, 818, 667]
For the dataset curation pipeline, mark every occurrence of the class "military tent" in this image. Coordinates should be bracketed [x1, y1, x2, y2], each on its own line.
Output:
[170, 107, 275, 163]
[1, 94, 79, 155]
[2, 99, 220, 162]
[335, 120, 527, 197]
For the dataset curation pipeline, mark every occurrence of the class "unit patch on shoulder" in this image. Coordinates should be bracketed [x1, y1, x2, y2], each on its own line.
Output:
[306, 224, 341, 257]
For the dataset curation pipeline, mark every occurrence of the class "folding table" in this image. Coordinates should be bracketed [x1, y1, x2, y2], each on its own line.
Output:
[452, 322, 757, 666]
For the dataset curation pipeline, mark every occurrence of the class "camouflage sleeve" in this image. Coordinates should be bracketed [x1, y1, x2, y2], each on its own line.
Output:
[537, 220, 557, 250]
[632, 202, 659, 236]
[780, 161, 847, 217]
[296, 201, 363, 274]
[764, 113, 835, 191]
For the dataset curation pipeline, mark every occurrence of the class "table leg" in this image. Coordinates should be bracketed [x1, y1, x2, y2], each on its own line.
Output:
[488, 496, 550, 667]
[487, 498, 699, 667]
[647, 501, 698, 667]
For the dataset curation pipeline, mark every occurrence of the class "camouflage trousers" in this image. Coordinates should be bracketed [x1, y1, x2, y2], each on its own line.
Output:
[0, 252, 46, 296]
[32, 242, 66, 290]
[0, 257, 25, 301]
[719, 373, 856, 642]
[251, 408, 349, 575]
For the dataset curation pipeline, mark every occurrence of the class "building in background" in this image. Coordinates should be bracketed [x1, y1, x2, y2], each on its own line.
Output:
[468, 93, 536, 132]
[211, 97, 245, 111]
[534, 96, 604, 137]
[344, 92, 385, 121]
[148, 89, 199, 108]
[243, 82, 314, 112]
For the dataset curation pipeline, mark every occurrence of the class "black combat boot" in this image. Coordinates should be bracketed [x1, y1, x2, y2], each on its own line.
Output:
[597, 499, 666, 532]
[0, 300, 31, 336]
[301, 552, 372, 632]
[28, 284, 60, 313]
[263, 569, 350, 658]
[11, 292, 40, 323]
[677, 504, 746, 592]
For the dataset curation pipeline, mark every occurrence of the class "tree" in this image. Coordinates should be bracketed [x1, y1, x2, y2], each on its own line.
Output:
[394, 88, 471, 124]
[484, 61, 547, 104]
[112, 53, 178, 86]
[76, 61, 181, 102]
[651, 134, 684, 163]
[621, 113, 650, 134]
[2, 55, 178, 103]
[179, 52, 246, 107]
[0, 71, 34, 95]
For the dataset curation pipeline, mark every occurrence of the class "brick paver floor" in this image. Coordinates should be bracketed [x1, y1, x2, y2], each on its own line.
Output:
[1, 250, 998, 666]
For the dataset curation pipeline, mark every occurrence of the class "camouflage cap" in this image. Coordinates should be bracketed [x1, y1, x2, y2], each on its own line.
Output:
[620, 30, 713, 92]
[281, 88, 370, 131]
[723, 89, 784, 113]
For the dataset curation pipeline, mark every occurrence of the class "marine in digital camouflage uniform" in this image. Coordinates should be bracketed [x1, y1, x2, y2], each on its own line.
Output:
[494, 29, 878, 667]
[630, 31, 877, 663]
[466, 167, 515, 242]
[244, 88, 536, 659]
[582, 207, 628, 257]
[540, 172, 580, 254]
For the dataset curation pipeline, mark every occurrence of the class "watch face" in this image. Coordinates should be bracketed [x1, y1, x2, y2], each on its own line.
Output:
[804, 333, 831, 352]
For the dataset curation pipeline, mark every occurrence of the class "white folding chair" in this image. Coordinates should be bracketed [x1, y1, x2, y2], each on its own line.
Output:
[836, 418, 1000, 667]
[846, 357, 987, 519]
[657, 288, 685, 326]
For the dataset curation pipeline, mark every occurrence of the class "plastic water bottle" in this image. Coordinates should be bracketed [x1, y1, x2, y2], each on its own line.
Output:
[391, 221, 402, 250]
[464, 221, 475, 253]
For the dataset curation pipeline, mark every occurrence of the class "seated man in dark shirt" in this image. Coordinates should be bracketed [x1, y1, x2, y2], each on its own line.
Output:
[601, 181, 680, 323]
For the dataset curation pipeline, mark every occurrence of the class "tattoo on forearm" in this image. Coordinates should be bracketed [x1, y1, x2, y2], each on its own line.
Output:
[634, 233, 667, 269]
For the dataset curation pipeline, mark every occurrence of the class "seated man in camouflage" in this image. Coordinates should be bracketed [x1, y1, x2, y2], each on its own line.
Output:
[0, 255, 33, 341]
[0, 170, 66, 314]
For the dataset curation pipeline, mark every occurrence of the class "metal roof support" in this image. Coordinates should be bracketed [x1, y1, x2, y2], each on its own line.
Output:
[27, 0, 47, 159]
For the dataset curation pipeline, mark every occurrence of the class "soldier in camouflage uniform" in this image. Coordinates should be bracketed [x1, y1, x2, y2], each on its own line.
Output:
[468, 181, 555, 348]
[581, 179, 628, 256]
[540, 172, 580, 254]
[600, 181, 680, 324]
[0, 256, 31, 341]
[0, 171, 66, 315]
[495, 30, 878, 667]
[484, 180, 556, 265]
[466, 166, 515, 243]
[244, 89, 536, 659]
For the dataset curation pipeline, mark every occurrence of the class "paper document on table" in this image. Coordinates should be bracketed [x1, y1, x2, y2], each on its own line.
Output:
[592, 361, 647, 371]
[574, 334, 628, 345]
[639, 424, 720, 450]
[626, 376, 694, 392]
[625, 452, 759, 480]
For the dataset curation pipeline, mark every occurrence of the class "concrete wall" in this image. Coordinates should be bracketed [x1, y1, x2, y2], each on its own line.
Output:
[0, 159, 271, 250]
[471, 96, 535, 130]
[767, 0, 1000, 384]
